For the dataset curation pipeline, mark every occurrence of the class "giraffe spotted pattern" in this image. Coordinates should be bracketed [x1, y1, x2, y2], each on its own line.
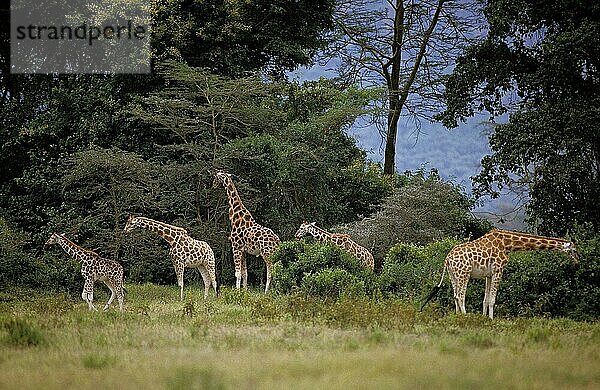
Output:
[45, 232, 125, 311]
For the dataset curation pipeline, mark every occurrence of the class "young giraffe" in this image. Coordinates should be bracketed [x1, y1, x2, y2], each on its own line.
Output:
[45, 232, 124, 311]
[213, 170, 281, 292]
[123, 216, 217, 300]
[421, 229, 579, 319]
[295, 222, 375, 270]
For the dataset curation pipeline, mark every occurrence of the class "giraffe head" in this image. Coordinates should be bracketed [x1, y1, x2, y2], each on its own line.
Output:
[123, 215, 140, 233]
[295, 222, 316, 239]
[561, 241, 579, 263]
[212, 170, 231, 188]
[44, 232, 63, 246]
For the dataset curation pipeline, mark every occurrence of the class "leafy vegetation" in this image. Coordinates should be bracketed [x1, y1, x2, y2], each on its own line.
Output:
[271, 241, 375, 298]
[336, 169, 492, 264]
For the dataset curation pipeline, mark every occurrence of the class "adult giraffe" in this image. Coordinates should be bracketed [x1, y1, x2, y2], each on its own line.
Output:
[213, 170, 281, 292]
[421, 229, 579, 319]
[123, 216, 217, 300]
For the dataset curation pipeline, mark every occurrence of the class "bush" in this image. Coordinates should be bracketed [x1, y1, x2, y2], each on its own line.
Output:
[271, 241, 375, 298]
[0, 217, 40, 288]
[2, 318, 46, 347]
[301, 268, 365, 299]
[379, 238, 464, 304]
[498, 237, 600, 320]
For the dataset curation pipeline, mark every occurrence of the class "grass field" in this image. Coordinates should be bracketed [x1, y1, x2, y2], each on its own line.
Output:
[1, 284, 599, 389]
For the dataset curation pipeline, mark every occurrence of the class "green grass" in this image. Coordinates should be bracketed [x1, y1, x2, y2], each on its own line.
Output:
[0, 284, 598, 389]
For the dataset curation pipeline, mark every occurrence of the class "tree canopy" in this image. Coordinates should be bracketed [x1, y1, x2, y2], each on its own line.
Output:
[437, 0, 600, 234]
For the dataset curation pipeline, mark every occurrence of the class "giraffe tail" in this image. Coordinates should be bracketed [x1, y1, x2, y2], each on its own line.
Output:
[420, 264, 446, 312]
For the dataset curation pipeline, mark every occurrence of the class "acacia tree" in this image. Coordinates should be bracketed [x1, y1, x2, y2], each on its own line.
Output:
[437, 0, 600, 234]
[325, 0, 480, 174]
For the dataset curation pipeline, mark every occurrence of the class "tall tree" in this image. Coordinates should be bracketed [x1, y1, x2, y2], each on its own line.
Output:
[325, 0, 480, 174]
[437, 0, 600, 234]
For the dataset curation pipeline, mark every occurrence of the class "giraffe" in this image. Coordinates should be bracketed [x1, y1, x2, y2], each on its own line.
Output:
[45, 232, 124, 311]
[421, 229, 579, 319]
[295, 222, 375, 270]
[212, 170, 281, 292]
[123, 216, 217, 300]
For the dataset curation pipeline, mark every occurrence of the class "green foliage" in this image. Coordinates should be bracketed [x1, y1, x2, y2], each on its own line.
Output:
[2, 318, 46, 347]
[271, 241, 375, 298]
[437, 0, 600, 234]
[499, 238, 600, 321]
[0, 217, 38, 288]
[301, 268, 366, 299]
[151, 0, 335, 75]
[380, 238, 462, 302]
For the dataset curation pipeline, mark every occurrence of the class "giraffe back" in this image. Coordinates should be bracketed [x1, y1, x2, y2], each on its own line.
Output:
[170, 234, 216, 268]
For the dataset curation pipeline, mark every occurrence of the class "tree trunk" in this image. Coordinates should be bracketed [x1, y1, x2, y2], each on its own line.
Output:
[382, 0, 445, 175]
[383, 94, 401, 175]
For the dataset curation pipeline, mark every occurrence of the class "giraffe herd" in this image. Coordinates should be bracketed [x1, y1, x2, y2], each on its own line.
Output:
[45, 170, 579, 319]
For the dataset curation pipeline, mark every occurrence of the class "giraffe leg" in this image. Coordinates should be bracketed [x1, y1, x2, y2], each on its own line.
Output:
[116, 282, 124, 312]
[483, 276, 492, 317]
[454, 277, 469, 315]
[104, 276, 124, 311]
[103, 281, 116, 311]
[487, 272, 504, 320]
[232, 249, 244, 289]
[173, 261, 185, 300]
[209, 266, 218, 297]
[241, 252, 248, 289]
[82, 279, 97, 311]
[264, 259, 272, 293]
[447, 268, 461, 313]
[116, 271, 125, 311]
[198, 266, 211, 299]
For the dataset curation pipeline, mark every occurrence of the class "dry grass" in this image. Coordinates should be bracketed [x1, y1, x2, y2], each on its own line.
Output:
[0, 284, 598, 389]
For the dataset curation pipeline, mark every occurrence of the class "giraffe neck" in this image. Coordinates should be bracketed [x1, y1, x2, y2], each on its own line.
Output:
[223, 177, 255, 224]
[134, 217, 185, 246]
[55, 235, 94, 263]
[496, 230, 568, 252]
[306, 224, 334, 243]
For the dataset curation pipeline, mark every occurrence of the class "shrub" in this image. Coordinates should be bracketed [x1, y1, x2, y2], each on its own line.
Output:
[379, 238, 462, 303]
[498, 237, 600, 320]
[0, 217, 42, 288]
[2, 318, 46, 347]
[271, 241, 375, 298]
[335, 170, 492, 264]
[301, 268, 365, 299]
